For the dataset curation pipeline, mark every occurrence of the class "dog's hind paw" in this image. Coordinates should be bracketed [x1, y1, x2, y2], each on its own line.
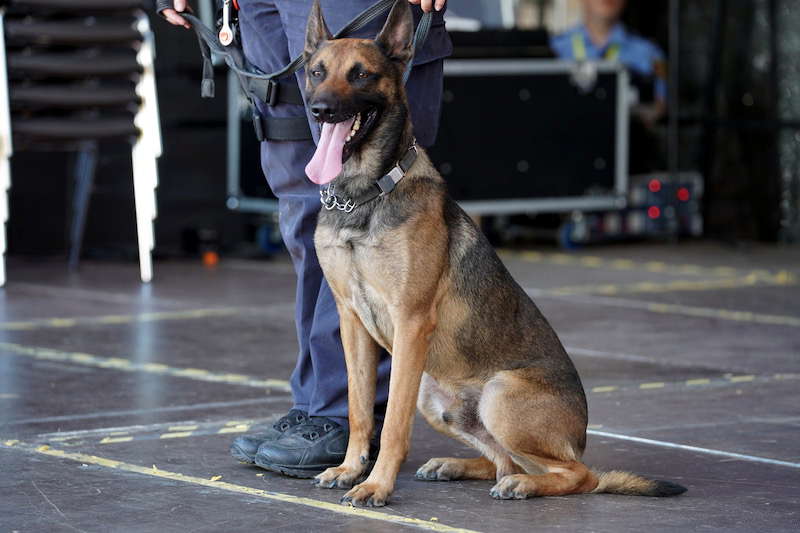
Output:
[415, 458, 455, 481]
[490, 475, 533, 500]
[416, 457, 497, 481]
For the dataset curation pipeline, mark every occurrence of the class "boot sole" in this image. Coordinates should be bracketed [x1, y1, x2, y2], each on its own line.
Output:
[254, 457, 379, 479]
[254, 459, 336, 478]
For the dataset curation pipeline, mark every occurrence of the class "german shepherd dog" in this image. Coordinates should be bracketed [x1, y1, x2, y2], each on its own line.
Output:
[303, 0, 686, 507]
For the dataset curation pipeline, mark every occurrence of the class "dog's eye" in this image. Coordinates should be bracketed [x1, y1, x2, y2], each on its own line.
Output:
[357, 71, 370, 79]
[311, 70, 322, 78]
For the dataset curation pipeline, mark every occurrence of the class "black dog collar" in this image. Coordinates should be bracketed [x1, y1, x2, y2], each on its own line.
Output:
[320, 141, 418, 213]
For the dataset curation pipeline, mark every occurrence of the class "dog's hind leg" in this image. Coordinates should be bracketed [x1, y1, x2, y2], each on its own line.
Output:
[480, 370, 599, 499]
[415, 373, 522, 481]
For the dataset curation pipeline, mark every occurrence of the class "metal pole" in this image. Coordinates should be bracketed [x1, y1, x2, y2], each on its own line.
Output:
[668, 0, 680, 179]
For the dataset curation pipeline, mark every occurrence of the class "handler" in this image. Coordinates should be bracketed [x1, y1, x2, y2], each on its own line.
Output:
[158, 0, 451, 477]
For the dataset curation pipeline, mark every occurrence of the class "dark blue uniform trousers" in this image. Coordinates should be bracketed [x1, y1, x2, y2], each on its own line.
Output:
[236, 0, 449, 426]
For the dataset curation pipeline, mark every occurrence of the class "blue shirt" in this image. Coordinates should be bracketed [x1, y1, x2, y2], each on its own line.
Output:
[550, 23, 666, 101]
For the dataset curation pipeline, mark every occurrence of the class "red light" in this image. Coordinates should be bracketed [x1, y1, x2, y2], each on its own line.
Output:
[648, 206, 661, 219]
[648, 179, 661, 193]
[677, 187, 690, 202]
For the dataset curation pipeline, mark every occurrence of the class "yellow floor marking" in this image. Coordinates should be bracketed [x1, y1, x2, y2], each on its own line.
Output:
[169, 425, 198, 431]
[712, 267, 738, 276]
[217, 373, 249, 381]
[644, 261, 667, 272]
[550, 253, 573, 264]
[141, 363, 170, 372]
[543, 272, 795, 298]
[643, 302, 800, 327]
[0, 307, 245, 331]
[585, 372, 800, 396]
[99, 357, 132, 367]
[580, 256, 604, 267]
[100, 436, 133, 444]
[0, 342, 291, 392]
[160, 432, 193, 439]
[173, 368, 211, 376]
[610, 259, 636, 270]
[109, 431, 130, 436]
[218, 425, 250, 434]
[2, 442, 478, 533]
[499, 250, 793, 279]
[532, 288, 800, 328]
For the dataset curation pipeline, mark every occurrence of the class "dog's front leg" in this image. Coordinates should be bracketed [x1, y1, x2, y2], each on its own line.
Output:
[314, 306, 380, 490]
[341, 316, 432, 507]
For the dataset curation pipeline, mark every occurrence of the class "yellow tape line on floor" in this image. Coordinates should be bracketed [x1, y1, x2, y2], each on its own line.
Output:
[0, 307, 247, 331]
[0, 342, 291, 392]
[529, 289, 800, 327]
[500, 250, 795, 280]
[540, 272, 795, 297]
[0, 441, 478, 533]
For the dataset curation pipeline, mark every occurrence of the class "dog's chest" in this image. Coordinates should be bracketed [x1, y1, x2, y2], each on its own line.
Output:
[316, 225, 396, 350]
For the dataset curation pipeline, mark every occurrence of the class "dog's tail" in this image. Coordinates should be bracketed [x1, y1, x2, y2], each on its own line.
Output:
[590, 470, 687, 497]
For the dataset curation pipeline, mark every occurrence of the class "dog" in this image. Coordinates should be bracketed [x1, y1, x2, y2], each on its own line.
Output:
[303, 0, 687, 507]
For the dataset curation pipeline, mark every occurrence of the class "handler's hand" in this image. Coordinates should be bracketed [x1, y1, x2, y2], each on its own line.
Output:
[409, 0, 446, 13]
[163, 0, 192, 29]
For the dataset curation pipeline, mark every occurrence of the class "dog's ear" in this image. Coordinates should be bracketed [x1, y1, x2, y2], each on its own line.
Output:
[305, 0, 333, 59]
[375, 0, 414, 68]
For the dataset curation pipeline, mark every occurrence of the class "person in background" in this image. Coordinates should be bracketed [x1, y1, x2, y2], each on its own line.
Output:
[550, 0, 667, 128]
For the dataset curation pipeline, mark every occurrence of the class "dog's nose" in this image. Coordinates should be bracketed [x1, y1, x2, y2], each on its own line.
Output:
[310, 101, 337, 121]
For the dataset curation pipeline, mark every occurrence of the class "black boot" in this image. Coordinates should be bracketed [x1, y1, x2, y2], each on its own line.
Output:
[229, 409, 309, 464]
[253, 416, 348, 478]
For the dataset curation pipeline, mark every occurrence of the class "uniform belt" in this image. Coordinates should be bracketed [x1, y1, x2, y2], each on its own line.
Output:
[249, 78, 305, 107]
[252, 113, 312, 143]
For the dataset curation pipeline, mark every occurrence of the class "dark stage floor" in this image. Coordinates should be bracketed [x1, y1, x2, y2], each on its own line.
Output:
[1, 242, 799, 532]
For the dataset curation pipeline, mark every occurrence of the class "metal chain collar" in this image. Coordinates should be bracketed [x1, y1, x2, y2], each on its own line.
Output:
[320, 184, 357, 213]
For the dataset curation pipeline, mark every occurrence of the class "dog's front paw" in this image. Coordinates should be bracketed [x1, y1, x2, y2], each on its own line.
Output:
[340, 480, 393, 507]
[313, 465, 364, 490]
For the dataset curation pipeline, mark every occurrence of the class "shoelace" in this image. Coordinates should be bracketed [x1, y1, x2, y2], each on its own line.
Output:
[298, 419, 337, 441]
[273, 410, 307, 432]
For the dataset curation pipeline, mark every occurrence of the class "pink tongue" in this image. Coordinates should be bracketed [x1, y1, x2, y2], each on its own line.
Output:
[305, 118, 355, 185]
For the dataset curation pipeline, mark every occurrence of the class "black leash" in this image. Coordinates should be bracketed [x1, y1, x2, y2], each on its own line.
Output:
[182, 0, 431, 142]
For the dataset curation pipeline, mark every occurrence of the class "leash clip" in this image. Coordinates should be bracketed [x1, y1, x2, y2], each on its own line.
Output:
[219, 0, 235, 46]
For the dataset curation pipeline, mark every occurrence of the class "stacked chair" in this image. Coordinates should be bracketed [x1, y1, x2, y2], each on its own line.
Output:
[0, 0, 162, 284]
